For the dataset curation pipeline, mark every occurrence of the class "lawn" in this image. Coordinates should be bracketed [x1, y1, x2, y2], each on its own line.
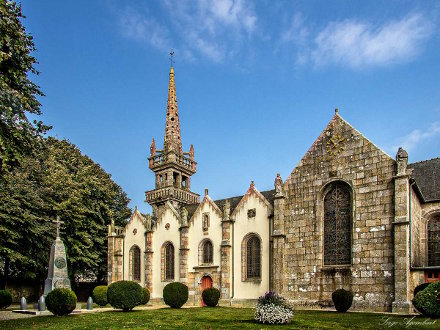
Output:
[1, 307, 439, 329]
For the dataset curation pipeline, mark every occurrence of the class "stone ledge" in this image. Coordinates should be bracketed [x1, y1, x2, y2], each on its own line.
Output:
[193, 265, 219, 270]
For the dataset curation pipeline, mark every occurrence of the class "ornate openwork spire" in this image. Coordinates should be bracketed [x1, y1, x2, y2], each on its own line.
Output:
[164, 66, 182, 153]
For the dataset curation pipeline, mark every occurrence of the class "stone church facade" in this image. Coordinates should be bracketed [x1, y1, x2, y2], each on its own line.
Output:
[108, 67, 440, 313]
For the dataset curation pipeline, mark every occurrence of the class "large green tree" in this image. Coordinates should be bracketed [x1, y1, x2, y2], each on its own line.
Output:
[0, 0, 51, 174]
[0, 138, 131, 288]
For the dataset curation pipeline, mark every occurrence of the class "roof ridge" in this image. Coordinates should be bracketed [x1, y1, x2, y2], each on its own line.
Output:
[408, 157, 440, 166]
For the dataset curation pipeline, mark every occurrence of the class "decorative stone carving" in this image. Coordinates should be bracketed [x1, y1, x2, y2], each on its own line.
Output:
[274, 173, 283, 196]
[181, 207, 188, 226]
[223, 200, 230, 221]
[396, 147, 408, 175]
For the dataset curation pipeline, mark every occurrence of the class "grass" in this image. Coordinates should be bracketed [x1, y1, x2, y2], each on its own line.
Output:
[1, 307, 439, 329]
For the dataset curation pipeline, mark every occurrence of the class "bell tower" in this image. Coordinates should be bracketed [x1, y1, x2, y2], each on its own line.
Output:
[145, 63, 200, 214]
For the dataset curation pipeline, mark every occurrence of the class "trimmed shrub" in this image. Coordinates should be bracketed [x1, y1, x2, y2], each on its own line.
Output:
[332, 289, 353, 313]
[45, 289, 77, 316]
[202, 288, 220, 307]
[141, 287, 150, 305]
[254, 292, 294, 324]
[413, 281, 440, 318]
[163, 282, 188, 308]
[0, 290, 12, 309]
[107, 281, 143, 312]
[414, 282, 430, 297]
[92, 286, 108, 306]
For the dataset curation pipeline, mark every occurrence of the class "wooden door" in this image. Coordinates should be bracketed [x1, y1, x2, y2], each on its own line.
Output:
[201, 276, 213, 306]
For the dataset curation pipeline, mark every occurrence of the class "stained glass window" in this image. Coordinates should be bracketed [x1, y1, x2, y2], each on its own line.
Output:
[165, 243, 174, 280]
[203, 240, 213, 264]
[247, 235, 261, 278]
[130, 246, 141, 281]
[428, 214, 440, 266]
[324, 182, 351, 265]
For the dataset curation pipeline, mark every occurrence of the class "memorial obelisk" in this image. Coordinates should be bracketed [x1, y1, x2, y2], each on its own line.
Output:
[44, 216, 71, 295]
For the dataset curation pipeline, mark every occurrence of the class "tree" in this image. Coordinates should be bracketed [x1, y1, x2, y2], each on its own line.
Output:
[0, 0, 51, 174]
[0, 137, 132, 288]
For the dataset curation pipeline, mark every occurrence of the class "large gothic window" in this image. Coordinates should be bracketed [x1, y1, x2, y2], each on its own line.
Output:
[164, 242, 174, 280]
[428, 214, 440, 266]
[129, 245, 141, 281]
[245, 234, 261, 279]
[202, 240, 213, 264]
[323, 182, 352, 265]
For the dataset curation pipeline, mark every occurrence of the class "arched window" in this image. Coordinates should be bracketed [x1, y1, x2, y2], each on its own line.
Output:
[129, 245, 141, 281]
[203, 240, 213, 264]
[323, 181, 352, 265]
[164, 242, 174, 280]
[243, 234, 261, 279]
[428, 214, 440, 266]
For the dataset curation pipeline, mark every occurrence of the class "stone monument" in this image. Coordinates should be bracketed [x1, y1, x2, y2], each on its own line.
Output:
[44, 216, 71, 295]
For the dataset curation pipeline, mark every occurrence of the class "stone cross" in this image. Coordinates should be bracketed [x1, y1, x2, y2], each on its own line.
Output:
[52, 215, 64, 238]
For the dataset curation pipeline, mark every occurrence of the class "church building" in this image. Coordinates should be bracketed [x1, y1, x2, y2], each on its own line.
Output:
[107, 66, 440, 313]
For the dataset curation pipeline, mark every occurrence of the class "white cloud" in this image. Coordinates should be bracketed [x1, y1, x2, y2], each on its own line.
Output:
[119, 7, 170, 52]
[311, 13, 434, 68]
[393, 121, 440, 153]
[117, 0, 257, 63]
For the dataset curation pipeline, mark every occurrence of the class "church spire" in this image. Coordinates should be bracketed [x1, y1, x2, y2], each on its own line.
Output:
[164, 65, 182, 153]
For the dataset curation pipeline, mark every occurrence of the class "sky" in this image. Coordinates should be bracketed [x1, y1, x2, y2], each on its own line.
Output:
[21, 0, 440, 214]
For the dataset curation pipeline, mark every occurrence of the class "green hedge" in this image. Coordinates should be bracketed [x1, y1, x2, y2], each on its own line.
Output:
[202, 288, 220, 307]
[45, 289, 77, 316]
[413, 281, 440, 318]
[0, 290, 12, 309]
[92, 286, 108, 306]
[332, 289, 353, 313]
[163, 282, 188, 308]
[107, 281, 143, 312]
[141, 287, 150, 305]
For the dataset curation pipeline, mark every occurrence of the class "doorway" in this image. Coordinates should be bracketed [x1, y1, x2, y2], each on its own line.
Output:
[201, 275, 213, 306]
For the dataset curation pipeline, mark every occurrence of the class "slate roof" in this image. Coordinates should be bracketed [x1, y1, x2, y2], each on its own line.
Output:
[408, 158, 440, 202]
[185, 189, 276, 219]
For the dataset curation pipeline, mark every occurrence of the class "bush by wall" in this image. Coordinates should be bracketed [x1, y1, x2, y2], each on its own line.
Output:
[254, 292, 294, 324]
[413, 281, 440, 318]
[332, 289, 353, 313]
[202, 288, 220, 307]
[45, 289, 77, 316]
[107, 281, 143, 312]
[141, 287, 150, 305]
[92, 286, 108, 306]
[0, 290, 12, 309]
[163, 282, 188, 308]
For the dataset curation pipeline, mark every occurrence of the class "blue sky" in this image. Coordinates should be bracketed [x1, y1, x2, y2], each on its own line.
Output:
[22, 0, 440, 214]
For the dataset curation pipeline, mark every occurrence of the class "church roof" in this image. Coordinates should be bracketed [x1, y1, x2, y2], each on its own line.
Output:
[184, 189, 276, 219]
[408, 158, 440, 202]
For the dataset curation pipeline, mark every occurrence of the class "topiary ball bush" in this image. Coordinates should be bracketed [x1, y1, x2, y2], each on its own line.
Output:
[163, 282, 188, 308]
[0, 290, 12, 309]
[141, 287, 150, 305]
[332, 289, 353, 313]
[107, 281, 143, 312]
[413, 281, 440, 318]
[92, 285, 108, 306]
[202, 288, 220, 307]
[45, 288, 77, 316]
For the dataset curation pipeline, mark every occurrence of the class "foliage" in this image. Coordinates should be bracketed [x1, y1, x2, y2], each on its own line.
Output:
[254, 292, 294, 324]
[141, 287, 150, 305]
[163, 282, 188, 308]
[107, 281, 143, 312]
[413, 281, 440, 318]
[0, 0, 51, 174]
[0, 289, 12, 309]
[45, 288, 77, 316]
[0, 137, 131, 288]
[332, 289, 353, 313]
[92, 285, 108, 306]
[202, 287, 220, 307]
[0, 307, 438, 330]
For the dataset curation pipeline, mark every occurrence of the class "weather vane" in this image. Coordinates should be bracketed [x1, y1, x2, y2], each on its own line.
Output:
[169, 49, 175, 68]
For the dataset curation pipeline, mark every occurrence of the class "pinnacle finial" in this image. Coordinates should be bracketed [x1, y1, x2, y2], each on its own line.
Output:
[335, 108, 339, 114]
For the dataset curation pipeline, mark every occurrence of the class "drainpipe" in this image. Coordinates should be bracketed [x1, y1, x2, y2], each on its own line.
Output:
[122, 239, 125, 280]
[230, 219, 235, 306]
[409, 178, 415, 268]
[269, 214, 273, 291]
